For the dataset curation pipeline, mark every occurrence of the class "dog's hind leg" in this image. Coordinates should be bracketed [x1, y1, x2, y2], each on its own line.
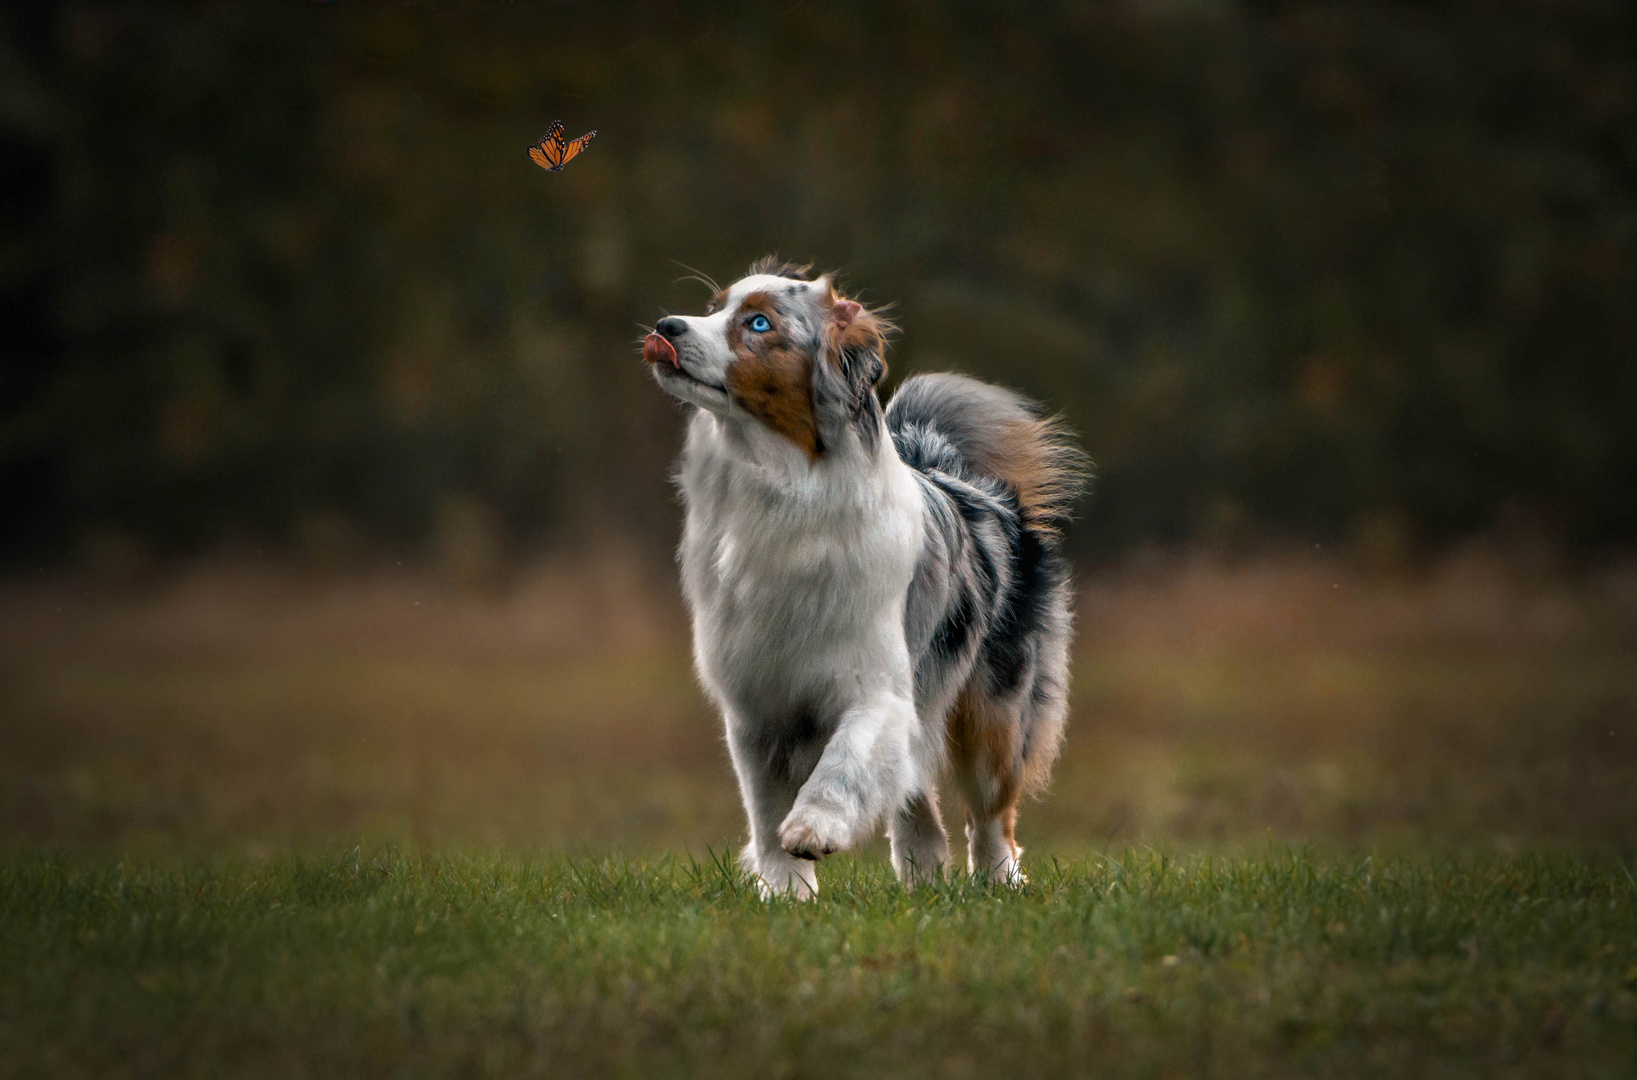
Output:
[889, 789, 950, 887]
[947, 691, 1028, 884]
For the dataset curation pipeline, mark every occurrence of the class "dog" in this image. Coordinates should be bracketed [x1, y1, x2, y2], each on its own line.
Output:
[643, 257, 1087, 898]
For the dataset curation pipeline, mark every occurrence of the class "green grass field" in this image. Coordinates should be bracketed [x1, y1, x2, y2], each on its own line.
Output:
[2, 559, 1635, 1076]
[4, 849, 1635, 1079]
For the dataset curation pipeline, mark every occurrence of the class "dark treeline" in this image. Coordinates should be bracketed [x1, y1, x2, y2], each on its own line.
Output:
[1, 1, 1633, 569]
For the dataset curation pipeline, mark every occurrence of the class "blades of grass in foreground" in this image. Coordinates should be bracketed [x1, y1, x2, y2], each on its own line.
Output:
[1, 847, 1633, 1079]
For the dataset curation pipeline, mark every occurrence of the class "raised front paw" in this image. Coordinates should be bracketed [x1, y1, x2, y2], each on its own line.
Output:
[778, 802, 852, 862]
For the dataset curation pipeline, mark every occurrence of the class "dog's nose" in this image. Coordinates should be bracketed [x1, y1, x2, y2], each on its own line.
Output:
[655, 317, 689, 340]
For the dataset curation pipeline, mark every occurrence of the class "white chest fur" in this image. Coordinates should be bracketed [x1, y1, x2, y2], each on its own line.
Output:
[677, 413, 923, 715]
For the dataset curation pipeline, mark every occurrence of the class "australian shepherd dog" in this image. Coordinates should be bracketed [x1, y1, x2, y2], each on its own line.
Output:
[643, 258, 1087, 898]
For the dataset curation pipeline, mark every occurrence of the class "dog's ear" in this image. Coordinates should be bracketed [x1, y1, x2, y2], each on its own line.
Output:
[822, 284, 887, 386]
[832, 297, 863, 330]
[812, 280, 890, 452]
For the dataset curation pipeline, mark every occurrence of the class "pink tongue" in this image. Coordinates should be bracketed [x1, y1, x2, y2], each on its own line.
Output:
[643, 332, 678, 368]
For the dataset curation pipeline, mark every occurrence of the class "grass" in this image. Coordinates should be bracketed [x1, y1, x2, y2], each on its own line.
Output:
[2, 556, 1635, 1075]
[2, 847, 1634, 1079]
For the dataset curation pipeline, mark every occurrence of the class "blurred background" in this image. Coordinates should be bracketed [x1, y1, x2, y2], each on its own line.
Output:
[1, 1, 1634, 858]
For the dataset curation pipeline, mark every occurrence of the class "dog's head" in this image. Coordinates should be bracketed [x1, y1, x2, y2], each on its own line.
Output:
[643, 258, 891, 459]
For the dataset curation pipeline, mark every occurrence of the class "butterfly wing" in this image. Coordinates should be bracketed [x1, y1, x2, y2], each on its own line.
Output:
[529, 120, 569, 170]
[559, 130, 597, 167]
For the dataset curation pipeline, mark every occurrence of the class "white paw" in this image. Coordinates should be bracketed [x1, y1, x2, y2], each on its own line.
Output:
[893, 853, 949, 888]
[744, 846, 818, 900]
[778, 802, 852, 862]
[972, 848, 1027, 887]
[754, 865, 818, 901]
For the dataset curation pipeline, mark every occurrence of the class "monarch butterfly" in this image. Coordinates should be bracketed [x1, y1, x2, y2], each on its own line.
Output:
[528, 120, 596, 172]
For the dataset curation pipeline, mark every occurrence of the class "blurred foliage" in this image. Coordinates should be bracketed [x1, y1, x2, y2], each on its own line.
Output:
[1, 1, 1634, 565]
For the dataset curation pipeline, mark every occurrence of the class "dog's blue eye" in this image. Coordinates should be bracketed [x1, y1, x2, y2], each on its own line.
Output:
[748, 314, 771, 333]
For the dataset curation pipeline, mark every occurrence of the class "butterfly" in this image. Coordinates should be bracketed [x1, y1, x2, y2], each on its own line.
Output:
[528, 120, 597, 172]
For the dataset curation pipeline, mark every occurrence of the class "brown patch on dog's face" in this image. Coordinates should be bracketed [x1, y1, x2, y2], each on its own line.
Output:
[724, 291, 821, 459]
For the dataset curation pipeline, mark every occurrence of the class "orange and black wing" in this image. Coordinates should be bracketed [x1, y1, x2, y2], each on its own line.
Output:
[558, 130, 596, 167]
[529, 120, 568, 171]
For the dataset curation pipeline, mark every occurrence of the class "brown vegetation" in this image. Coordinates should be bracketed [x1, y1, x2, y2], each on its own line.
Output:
[4, 550, 1632, 856]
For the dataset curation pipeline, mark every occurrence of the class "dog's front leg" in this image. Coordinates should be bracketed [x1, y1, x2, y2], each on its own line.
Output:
[778, 692, 916, 862]
[726, 731, 819, 900]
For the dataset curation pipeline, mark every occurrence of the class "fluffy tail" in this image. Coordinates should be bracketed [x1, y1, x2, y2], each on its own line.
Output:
[886, 373, 1090, 538]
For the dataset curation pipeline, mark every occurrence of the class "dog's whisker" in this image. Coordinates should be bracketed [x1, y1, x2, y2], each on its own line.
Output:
[669, 260, 721, 295]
